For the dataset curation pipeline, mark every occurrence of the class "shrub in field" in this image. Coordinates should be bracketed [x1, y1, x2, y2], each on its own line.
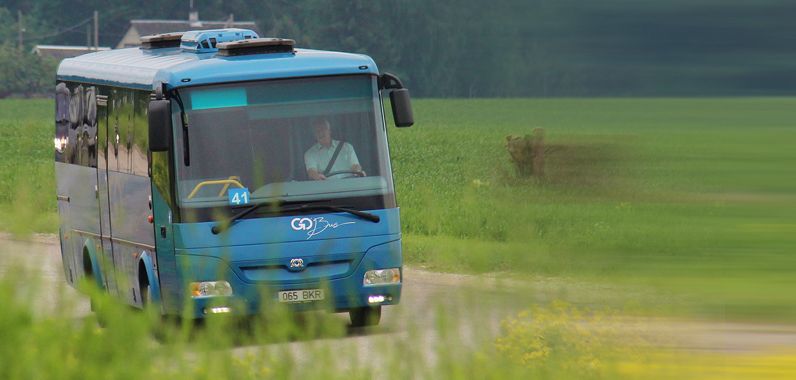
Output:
[505, 133, 539, 177]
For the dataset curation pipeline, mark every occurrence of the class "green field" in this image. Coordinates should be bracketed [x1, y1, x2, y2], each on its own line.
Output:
[389, 98, 796, 320]
[3, 97, 796, 379]
[2, 97, 795, 320]
[0, 99, 58, 234]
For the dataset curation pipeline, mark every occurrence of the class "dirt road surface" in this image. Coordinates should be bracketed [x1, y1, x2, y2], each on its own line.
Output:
[3, 233, 796, 361]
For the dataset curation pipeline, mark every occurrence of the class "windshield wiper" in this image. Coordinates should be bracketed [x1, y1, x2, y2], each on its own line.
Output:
[211, 202, 380, 234]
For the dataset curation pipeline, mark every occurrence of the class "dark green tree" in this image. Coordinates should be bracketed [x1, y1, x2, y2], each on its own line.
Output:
[0, 43, 57, 97]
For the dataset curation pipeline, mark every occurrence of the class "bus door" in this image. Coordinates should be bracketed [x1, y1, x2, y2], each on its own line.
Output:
[107, 90, 152, 304]
[96, 90, 118, 296]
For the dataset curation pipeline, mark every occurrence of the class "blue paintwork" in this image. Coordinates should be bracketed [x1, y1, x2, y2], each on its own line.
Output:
[172, 208, 402, 317]
[176, 233, 402, 318]
[150, 185, 181, 314]
[174, 208, 400, 249]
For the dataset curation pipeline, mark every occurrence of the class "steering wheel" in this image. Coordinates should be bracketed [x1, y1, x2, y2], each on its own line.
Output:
[326, 170, 365, 179]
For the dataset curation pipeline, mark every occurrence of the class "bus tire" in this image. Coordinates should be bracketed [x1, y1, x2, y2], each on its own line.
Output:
[349, 306, 381, 327]
[83, 249, 100, 312]
[141, 281, 151, 308]
[138, 260, 155, 310]
[88, 287, 108, 327]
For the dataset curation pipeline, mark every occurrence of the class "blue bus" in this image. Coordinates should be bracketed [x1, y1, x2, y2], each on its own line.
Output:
[54, 29, 414, 326]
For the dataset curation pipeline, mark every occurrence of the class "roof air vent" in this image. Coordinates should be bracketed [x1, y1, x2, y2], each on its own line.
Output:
[216, 38, 295, 57]
[140, 32, 185, 49]
[180, 28, 258, 53]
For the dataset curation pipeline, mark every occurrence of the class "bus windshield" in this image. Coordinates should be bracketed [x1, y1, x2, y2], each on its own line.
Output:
[172, 75, 396, 221]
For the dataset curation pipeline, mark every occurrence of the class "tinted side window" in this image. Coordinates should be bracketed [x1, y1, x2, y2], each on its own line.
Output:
[84, 86, 98, 168]
[54, 83, 70, 163]
[131, 91, 149, 176]
[55, 82, 98, 168]
[107, 89, 132, 172]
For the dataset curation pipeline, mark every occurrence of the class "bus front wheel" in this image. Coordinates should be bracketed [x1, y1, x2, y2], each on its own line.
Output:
[349, 306, 381, 327]
[141, 282, 151, 308]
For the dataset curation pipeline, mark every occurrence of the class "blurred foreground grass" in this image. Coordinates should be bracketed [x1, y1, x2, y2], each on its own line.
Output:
[2, 98, 795, 320]
[5, 263, 796, 380]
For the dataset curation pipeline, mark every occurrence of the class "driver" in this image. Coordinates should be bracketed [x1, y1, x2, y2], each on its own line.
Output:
[304, 118, 364, 180]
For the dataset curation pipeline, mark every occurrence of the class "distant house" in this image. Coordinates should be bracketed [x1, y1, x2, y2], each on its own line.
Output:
[116, 11, 260, 48]
[32, 45, 111, 62]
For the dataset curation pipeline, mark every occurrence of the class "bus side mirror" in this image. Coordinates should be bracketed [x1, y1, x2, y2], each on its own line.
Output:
[390, 89, 414, 127]
[148, 100, 172, 152]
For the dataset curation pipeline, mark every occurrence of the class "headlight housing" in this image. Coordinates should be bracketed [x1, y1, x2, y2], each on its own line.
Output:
[190, 281, 233, 297]
[363, 268, 401, 286]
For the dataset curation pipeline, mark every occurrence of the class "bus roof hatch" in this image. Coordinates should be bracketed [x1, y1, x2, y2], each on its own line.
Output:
[179, 29, 259, 53]
[216, 38, 295, 57]
[140, 32, 185, 49]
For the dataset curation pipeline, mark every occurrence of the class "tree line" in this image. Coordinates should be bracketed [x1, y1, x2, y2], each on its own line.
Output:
[2, 0, 796, 98]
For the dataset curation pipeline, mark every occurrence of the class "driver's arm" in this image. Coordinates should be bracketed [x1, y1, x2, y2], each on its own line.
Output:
[346, 143, 365, 175]
[307, 168, 326, 181]
[304, 150, 326, 180]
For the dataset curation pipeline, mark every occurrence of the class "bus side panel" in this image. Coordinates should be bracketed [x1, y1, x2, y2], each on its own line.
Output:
[59, 165, 100, 280]
[54, 161, 77, 285]
[107, 171, 154, 306]
[54, 81, 102, 287]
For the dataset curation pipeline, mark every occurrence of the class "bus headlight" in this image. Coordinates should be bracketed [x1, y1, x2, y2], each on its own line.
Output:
[190, 281, 233, 297]
[363, 268, 401, 286]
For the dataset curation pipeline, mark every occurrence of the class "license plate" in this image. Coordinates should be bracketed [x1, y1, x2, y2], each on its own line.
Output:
[278, 289, 325, 303]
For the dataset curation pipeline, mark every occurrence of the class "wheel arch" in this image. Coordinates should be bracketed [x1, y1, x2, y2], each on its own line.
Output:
[137, 251, 162, 307]
[81, 239, 104, 290]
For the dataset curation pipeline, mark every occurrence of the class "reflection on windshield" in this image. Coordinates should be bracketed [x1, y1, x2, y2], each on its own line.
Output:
[173, 75, 394, 210]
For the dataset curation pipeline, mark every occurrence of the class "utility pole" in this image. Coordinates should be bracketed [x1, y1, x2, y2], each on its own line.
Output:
[17, 10, 24, 51]
[87, 24, 91, 49]
[94, 10, 99, 51]
[189, 0, 201, 27]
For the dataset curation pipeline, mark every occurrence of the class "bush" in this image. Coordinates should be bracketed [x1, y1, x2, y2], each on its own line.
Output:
[505, 128, 545, 178]
[0, 43, 57, 98]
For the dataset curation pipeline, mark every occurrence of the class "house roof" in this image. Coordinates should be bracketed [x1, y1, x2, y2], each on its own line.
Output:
[128, 19, 261, 40]
[32, 45, 111, 62]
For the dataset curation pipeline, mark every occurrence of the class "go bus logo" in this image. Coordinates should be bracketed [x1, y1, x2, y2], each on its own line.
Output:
[290, 216, 356, 240]
[290, 217, 314, 231]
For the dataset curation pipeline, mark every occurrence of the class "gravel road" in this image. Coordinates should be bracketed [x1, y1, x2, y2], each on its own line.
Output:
[3, 233, 796, 358]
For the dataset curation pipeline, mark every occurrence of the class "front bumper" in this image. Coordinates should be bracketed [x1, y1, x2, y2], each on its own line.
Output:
[172, 239, 403, 318]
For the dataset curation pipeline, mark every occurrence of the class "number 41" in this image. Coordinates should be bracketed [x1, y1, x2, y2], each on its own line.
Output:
[232, 192, 248, 205]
